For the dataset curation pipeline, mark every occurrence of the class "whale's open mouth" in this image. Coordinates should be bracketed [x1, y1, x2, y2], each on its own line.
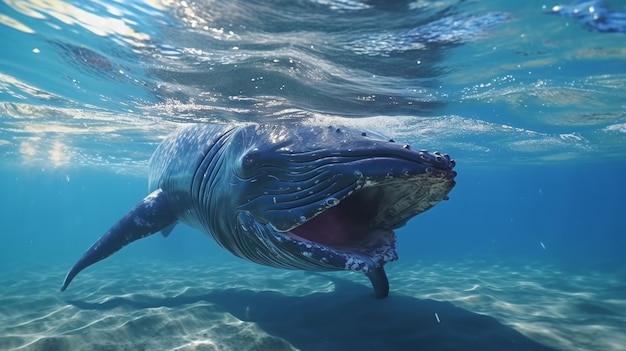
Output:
[274, 171, 456, 271]
[290, 186, 387, 248]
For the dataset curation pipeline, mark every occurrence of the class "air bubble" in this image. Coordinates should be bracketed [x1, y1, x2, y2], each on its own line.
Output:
[325, 197, 339, 207]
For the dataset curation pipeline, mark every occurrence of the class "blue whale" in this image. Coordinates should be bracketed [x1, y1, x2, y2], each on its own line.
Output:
[61, 123, 456, 298]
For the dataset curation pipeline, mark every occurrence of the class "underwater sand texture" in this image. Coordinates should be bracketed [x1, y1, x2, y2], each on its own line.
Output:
[1, 259, 624, 351]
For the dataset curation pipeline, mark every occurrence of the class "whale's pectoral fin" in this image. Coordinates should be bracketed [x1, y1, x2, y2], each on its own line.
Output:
[161, 223, 177, 237]
[61, 189, 176, 292]
[365, 266, 389, 299]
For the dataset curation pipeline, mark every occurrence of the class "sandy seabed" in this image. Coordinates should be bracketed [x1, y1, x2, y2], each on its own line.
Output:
[1, 258, 624, 351]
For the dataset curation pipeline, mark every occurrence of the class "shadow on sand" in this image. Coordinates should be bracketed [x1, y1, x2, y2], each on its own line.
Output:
[68, 274, 561, 351]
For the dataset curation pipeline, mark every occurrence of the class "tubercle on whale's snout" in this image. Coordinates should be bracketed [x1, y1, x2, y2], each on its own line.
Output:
[354, 146, 457, 184]
[345, 127, 456, 173]
[393, 144, 457, 185]
[403, 148, 456, 172]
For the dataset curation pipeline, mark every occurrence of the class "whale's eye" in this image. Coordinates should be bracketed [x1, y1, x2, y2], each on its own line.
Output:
[242, 151, 258, 168]
[238, 149, 260, 177]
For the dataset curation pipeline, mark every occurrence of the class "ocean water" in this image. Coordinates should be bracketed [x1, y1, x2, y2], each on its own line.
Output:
[1, 0, 625, 350]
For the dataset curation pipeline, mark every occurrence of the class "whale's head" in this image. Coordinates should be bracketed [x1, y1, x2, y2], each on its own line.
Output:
[218, 123, 456, 274]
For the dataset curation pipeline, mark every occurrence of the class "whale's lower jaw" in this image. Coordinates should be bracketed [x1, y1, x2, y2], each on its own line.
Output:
[278, 227, 398, 272]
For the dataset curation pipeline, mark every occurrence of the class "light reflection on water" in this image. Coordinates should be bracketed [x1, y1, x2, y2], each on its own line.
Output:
[0, 0, 624, 170]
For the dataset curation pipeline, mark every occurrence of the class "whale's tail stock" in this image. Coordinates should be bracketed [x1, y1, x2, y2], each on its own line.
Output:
[60, 189, 176, 291]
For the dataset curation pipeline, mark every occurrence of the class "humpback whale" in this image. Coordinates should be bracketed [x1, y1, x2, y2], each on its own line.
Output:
[61, 123, 456, 298]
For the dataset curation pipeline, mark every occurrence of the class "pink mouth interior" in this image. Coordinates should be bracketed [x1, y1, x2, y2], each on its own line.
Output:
[290, 198, 374, 247]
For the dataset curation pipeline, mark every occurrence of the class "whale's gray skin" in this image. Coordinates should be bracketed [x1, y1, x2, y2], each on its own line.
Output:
[61, 123, 456, 298]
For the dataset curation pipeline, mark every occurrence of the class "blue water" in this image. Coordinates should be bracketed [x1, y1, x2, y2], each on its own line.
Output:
[1, 1, 625, 350]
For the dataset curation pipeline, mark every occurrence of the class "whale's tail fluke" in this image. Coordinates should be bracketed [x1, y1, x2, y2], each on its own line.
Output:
[61, 189, 176, 292]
